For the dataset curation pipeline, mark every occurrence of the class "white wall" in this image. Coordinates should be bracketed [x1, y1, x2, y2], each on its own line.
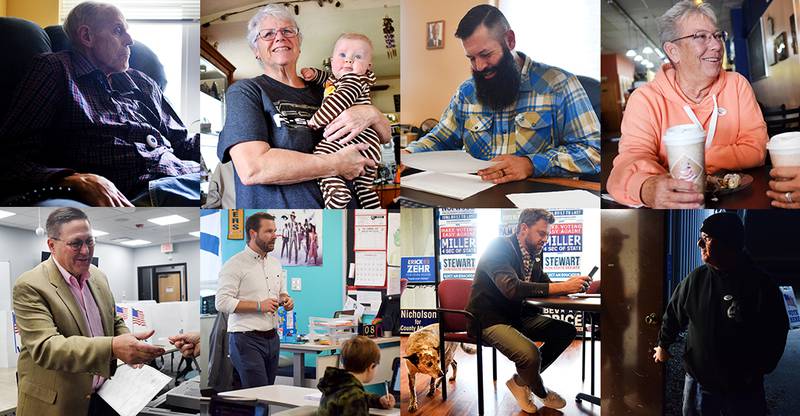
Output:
[93, 243, 136, 300]
[499, 0, 601, 80]
[133, 240, 200, 301]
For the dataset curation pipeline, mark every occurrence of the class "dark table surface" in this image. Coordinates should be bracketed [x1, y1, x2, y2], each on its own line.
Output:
[601, 165, 775, 209]
[400, 168, 601, 208]
[525, 296, 601, 312]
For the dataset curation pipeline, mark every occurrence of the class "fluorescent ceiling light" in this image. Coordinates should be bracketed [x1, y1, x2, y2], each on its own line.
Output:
[189, 231, 201, 237]
[642, 46, 654, 54]
[0, 210, 16, 219]
[656, 49, 665, 58]
[634, 55, 643, 62]
[92, 229, 109, 237]
[121, 239, 151, 246]
[625, 49, 637, 57]
[147, 215, 190, 226]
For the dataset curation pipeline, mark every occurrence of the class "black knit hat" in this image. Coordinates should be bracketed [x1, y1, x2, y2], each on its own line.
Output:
[700, 212, 744, 250]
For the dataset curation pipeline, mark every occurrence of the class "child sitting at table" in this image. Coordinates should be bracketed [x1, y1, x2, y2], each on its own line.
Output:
[317, 336, 395, 415]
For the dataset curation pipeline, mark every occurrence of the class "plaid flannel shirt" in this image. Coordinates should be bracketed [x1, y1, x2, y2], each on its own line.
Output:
[0, 50, 200, 198]
[406, 53, 600, 177]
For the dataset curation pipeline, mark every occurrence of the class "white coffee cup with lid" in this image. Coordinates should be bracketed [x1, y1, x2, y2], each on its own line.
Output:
[663, 124, 706, 195]
[767, 132, 800, 167]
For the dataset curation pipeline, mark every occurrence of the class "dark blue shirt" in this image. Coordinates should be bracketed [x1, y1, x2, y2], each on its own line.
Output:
[219, 74, 344, 208]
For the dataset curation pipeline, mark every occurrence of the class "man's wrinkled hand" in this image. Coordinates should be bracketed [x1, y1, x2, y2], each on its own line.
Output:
[112, 330, 165, 365]
[60, 173, 134, 207]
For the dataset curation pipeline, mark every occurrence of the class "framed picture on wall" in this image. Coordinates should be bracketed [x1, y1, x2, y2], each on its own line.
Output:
[426, 20, 444, 50]
[774, 32, 789, 63]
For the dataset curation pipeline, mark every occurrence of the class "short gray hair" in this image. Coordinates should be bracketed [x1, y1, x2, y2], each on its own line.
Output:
[657, 0, 718, 46]
[246, 4, 302, 52]
[46, 207, 90, 239]
[517, 209, 555, 233]
[63, 1, 118, 45]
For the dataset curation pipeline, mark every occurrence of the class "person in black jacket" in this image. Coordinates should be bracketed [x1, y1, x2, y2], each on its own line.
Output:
[465, 208, 593, 413]
[654, 212, 789, 416]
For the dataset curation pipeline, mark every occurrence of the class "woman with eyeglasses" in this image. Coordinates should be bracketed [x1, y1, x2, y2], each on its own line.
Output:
[216, 4, 391, 208]
[607, 0, 768, 208]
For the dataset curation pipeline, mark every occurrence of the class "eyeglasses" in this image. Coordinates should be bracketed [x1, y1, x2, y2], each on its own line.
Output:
[697, 234, 712, 248]
[53, 237, 95, 251]
[670, 30, 728, 45]
[257, 27, 300, 42]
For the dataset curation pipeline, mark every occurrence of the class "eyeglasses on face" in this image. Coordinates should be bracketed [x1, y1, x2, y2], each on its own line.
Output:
[53, 237, 96, 251]
[697, 234, 713, 248]
[257, 27, 300, 42]
[670, 30, 728, 45]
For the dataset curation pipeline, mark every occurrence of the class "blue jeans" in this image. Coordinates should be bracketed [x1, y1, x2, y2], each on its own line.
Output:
[132, 172, 201, 206]
[229, 332, 281, 388]
[683, 374, 767, 416]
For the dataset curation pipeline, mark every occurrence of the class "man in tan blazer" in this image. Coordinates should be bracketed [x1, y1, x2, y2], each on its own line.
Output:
[13, 207, 165, 416]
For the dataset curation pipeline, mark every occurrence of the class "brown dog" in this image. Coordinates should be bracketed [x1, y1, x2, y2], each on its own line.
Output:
[404, 323, 475, 413]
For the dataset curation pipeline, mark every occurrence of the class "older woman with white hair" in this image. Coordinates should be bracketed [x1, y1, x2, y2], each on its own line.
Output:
[217, 4, 390, 208]
[607, 0, 768, 208]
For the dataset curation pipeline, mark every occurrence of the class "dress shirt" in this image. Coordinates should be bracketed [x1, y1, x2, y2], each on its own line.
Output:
[0, 49, 201, 198]
[406, 52, 600, 177]
[216, 245, 288, 332]
[53, 257, 104, 390]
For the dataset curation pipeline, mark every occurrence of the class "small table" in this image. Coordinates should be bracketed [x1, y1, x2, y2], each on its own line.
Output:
[400, 168, 600, 208]
[281, 337, 400, 387]
[525, 296, 601, 406]
[601, 165, 775, 209]
[219, 384, 399, 416]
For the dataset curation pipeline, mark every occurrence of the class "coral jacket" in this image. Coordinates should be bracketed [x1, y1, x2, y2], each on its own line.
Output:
[607, 64, 767, 206]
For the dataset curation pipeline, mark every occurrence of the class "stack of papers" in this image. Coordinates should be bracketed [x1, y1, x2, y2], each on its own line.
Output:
[402, 171, 497, 200]
[402, 150, 493, 173]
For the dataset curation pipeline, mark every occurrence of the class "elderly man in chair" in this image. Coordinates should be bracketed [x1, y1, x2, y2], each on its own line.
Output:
[0, 1, 200, 207]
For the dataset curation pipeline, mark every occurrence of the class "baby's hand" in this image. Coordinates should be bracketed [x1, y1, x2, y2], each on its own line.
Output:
[300, 67, 316, 81]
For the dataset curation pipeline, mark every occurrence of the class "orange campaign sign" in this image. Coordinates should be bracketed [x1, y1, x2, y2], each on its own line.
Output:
[228, 209, 244, 240]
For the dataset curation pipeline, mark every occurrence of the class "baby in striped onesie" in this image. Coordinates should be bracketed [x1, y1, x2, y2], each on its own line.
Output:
[301, 33, 382, 209]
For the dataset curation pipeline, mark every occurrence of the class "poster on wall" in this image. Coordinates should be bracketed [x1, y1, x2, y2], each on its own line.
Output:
[400, 285, 438, 334]
[270, 210, 323, 266]
[228, 209, 244, 240]
[543, 210, 584, 281]
[438, 209, 478, 280]
[401, 256, 435, 283]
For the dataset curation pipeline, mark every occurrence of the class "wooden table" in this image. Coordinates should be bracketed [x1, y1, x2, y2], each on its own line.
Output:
[400, 168, 601, 208]
[281, 336, 400, 387]
[219, 384, 400, 415]
[602, 166, 775, 209]
[525, 296, 601, 406]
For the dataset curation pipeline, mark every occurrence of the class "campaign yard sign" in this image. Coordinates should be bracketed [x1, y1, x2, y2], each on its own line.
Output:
[401, 257, 435, 283]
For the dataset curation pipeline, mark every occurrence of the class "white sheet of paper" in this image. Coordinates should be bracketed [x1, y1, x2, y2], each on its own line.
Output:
[402, 171, 497, 200]
[354, 251, 386, 286]
[344, 296, 367, 322]
[399, 285, 437, 310]
[386, 266, 401, 296]
[506, 190, 600, 208]
[387, 212, 401, 266]
[402, 150, 493, 173]
[356, 290, 383, 314]
[98, 364, 171, 416]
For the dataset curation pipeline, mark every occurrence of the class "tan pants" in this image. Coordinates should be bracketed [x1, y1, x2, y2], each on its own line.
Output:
[483, 314, 576, 397]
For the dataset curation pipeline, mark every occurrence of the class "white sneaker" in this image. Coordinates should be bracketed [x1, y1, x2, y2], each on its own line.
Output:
[538, 388, 567, 409]
[505, 377, 538, 414]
